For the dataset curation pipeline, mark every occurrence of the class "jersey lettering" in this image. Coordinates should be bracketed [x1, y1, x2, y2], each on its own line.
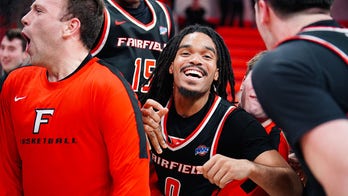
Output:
[131, 58, 156, 93]
[165, 177, 181, 196]
[33, 109, 54, 134]
[151, 153, 201, 174]
[132, 58, 142, 92]
[116, 37, 165, 52]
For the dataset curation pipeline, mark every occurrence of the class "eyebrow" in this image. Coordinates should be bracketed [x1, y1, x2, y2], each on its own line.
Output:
[179, 44, 216, 54]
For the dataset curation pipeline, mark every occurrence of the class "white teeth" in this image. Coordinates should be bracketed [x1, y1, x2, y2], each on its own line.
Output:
[184, 69, 203, 78]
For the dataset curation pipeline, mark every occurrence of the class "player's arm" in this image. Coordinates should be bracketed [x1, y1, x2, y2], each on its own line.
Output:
[197, 151, 302, 196]
[197, 109, 302, 196]
[99, 76, 150, 195]
[300, 119, 348, 195]
[141, 99, 168, 154]
[250, 150, 302, 196]
[0, 81, 23, 195]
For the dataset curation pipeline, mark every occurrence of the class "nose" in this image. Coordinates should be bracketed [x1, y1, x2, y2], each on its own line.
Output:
[21, 11, 30, 26]
[3, 50, 8, 57]
[0, 48, 9, 57]
[190, 53, 202, 65]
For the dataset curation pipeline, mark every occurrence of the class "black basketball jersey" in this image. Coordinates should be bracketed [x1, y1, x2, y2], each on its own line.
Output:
[276, 26, 348, 196]
[91, 0, 174, 94]
[254, 23, 348, 196]
[280, 26, 348, 64]
[151, 96, 236, 195]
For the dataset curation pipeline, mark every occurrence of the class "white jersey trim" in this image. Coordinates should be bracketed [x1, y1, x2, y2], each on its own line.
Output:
[210, 105, 236, 157]
[156, 0, 172, 37]
[106, 0, 157, 31]
[91, 9, 111, 56]
[295, 34, 348, 63]
[162, 97, 222, 151]
[303, 26, 348, 34]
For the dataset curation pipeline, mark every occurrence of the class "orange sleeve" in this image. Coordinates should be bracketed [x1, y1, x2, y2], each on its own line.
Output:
[96, 73, 150, 195]
[0, 79, 23, 195]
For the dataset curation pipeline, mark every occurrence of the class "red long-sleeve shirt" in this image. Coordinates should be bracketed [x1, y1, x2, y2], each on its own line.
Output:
[0, 57, 150, 195]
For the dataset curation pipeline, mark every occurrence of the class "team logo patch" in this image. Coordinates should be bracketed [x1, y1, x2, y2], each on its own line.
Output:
[159, 26, 168, 35]
[195, 145, 210, 156]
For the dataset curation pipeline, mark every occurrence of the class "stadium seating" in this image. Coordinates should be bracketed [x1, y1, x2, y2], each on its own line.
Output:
[216, 27, 266, 97]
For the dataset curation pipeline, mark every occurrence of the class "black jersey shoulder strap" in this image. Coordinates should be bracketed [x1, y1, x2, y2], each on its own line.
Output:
[279, 26, 348, 64]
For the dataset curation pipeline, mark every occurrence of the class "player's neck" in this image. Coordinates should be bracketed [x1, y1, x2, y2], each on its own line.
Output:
[46, 50, 89, 82]
[173, 92, 209, 118]
[271, 11, 332, 48]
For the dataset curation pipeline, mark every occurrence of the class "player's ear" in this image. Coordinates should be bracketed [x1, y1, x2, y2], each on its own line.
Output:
[63, 17, 80, 38]
[256, 0, 271, 24]
[214, 68, 219, 81]
[169, 62, 174, 74]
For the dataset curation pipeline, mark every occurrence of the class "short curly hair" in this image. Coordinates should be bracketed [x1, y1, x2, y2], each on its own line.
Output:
[61, 0, 104, 49]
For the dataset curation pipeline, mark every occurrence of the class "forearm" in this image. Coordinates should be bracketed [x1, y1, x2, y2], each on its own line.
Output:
[301, 119, 348, 195]
[248, 163, 302, 196]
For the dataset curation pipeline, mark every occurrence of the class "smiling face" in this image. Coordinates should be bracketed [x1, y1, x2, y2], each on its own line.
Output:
[169, 32, 219, 99]
[0, 36, 28, 73]
[239, 71, 267, 119]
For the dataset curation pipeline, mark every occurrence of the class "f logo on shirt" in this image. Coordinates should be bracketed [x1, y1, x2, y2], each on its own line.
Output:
[33, 109, 55, 134]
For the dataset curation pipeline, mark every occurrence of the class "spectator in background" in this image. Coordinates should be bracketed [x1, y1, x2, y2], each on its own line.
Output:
[0, 28, 29, 91]
[219, 0, 230, 26]
[219, 0, 244, 27]
[184, 0, 215, 29]
[230, 0, 245, 27]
